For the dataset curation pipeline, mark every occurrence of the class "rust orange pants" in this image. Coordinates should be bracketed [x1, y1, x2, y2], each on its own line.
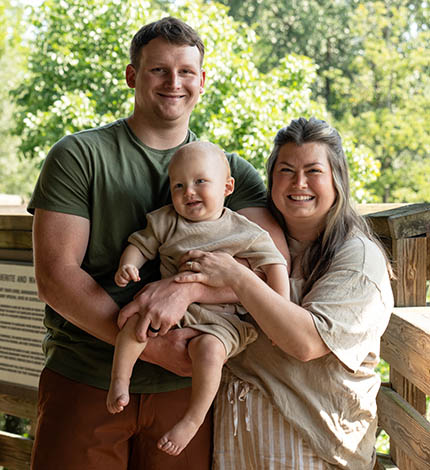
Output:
[31, 368, 212, 470]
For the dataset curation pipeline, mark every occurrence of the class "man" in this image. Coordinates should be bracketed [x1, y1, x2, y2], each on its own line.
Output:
[29, 17, 286, 470]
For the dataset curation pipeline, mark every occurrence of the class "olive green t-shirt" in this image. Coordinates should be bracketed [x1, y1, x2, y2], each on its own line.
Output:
[28, 119, 267, 392]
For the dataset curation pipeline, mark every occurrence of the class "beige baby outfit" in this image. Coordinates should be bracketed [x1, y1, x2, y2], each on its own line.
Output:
[129, 204, 287, 358]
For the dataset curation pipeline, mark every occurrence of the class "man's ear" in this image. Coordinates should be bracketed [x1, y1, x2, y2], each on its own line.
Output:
[224, 177, 235, 197]
[125, 64, 136, 89]
[199, 69, 206, 94]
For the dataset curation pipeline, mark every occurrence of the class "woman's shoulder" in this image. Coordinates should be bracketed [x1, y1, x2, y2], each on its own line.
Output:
[333, 232, 389, 278]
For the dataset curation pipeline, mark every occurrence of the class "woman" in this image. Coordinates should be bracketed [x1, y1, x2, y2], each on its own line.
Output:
[177, 117, 394, 469]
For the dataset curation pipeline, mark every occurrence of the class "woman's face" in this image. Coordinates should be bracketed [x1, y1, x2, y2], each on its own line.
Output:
[271, 142, 337, 240]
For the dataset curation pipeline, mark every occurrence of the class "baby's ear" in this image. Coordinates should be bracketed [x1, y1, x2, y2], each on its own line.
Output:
[225, 177, 235, 197]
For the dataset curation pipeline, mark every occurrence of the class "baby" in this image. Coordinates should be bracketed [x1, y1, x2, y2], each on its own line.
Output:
[107, 141, 290, 456]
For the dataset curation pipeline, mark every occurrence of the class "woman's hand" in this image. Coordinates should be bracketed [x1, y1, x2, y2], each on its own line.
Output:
[176, 250, 245, 288]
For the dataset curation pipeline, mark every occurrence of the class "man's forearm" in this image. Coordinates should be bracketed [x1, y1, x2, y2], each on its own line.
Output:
[36, 264, 120, 345]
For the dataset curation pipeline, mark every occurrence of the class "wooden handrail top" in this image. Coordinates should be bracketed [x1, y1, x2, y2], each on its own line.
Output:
[392, 306, 430, 334]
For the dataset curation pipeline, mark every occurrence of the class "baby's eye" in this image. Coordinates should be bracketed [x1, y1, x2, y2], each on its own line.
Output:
[196, 178, 206, 184]
[174, 183, 183, 189]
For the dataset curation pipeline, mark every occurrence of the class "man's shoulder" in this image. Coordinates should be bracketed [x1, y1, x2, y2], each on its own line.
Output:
[58, 119, 125, 146]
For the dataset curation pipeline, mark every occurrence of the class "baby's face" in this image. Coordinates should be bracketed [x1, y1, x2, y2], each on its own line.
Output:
[169, 148, 234, 222]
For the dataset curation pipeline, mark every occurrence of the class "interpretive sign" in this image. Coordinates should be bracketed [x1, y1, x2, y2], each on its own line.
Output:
[0, 262, 45, 390]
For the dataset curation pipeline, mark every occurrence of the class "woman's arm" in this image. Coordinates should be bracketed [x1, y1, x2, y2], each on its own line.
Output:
[176, 251, 329, 361]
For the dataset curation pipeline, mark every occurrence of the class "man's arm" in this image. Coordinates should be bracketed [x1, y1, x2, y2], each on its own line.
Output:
[33, 208, 201, 377]
[33, 208, 120, 344]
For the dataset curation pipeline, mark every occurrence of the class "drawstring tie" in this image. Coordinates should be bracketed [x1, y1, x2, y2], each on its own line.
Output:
[227, 379, 251, 436]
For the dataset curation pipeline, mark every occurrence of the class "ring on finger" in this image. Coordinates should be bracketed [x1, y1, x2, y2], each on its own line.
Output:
[148, 324, 161, 333]
[186, 261, 193, 270]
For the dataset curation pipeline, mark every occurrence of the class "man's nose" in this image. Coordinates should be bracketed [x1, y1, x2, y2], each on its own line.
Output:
[166, 71, 180, 89]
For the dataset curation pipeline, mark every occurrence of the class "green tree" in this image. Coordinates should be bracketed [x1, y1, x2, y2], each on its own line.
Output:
[12, 1, 321, 170]
[0, 0, 40, 199]
[216, 0, 363, 113]
[12, 0, 379, 200]
[338, 1, 430, 202]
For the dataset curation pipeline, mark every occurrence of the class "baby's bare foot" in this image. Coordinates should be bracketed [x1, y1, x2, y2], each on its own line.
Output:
[157, 417, 201, 456]
[106, 378, 130, 414]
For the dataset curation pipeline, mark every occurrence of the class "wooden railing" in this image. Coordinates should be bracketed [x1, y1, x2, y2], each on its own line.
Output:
[0, 207, 35, 470]
[365, 203, 430, 470]
[0, 203, 429, 470]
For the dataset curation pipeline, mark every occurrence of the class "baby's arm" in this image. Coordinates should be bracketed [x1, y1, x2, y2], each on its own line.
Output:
[260, 263, 290, 300]
[115, 244, 148, 287]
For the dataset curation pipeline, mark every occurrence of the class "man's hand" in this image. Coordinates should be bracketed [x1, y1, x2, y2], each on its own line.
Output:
[140, 327, 201, 377]
[118, 276, 194, 342]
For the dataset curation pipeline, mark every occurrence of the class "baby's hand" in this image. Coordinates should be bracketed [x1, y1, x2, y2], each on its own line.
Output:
[114, 264, 140, 287]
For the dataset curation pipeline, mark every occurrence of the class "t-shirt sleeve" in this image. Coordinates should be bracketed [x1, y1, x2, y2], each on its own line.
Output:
[302, 237, 393, 372]
[225, 153, 267, 211]
[127, 214, 162, 262]
[238, 231, 287, 271]
[27, 135, 91, 219]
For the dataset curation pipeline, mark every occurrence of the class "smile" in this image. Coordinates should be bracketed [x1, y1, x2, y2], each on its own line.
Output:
[288, 195, 314, 201]
[159, 93, 185, 99]
[186, 201, 202, 206]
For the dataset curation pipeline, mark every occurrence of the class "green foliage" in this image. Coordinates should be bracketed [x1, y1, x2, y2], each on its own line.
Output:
[11, 0, 321, 175]
[10, 0, 380, 200]
[216, 0, 363, 111]
[168, 2, 324, 173]
[12, 0, 144, 160]
[0, 0, 41, 198]
[339, 2, 430, 202]
[220, 0, 430, 203]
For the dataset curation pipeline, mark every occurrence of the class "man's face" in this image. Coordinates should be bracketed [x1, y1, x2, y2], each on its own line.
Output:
[126, 37, 205, 126]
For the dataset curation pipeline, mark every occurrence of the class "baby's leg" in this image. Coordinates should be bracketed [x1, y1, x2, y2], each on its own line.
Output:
[158, 333, 226, 456]
[106, 314, 147, 414]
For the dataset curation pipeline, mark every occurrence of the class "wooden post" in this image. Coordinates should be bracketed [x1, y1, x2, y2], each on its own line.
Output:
[367, 203, 430, 470]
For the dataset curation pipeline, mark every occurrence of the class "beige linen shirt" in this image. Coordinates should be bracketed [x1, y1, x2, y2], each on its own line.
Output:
[226, 233, 394, 469]
[129, 205, 287, 357]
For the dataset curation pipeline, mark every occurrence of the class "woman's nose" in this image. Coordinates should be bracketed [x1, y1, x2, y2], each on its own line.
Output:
[293, 172, 307, 188]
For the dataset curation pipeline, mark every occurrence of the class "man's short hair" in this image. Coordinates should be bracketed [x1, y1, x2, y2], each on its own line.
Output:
[130, 17, 205, 69]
